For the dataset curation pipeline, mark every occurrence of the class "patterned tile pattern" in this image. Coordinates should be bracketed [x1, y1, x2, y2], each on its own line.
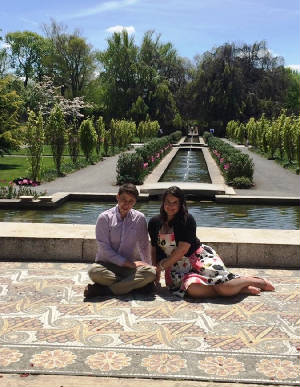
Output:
[0, 262, 299, 385]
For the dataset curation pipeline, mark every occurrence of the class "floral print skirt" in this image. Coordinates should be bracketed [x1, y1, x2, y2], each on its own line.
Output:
[165, 245, 239, 298]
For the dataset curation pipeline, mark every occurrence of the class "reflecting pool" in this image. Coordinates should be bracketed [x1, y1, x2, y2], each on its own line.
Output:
[160, 149, 211, 183]
[0, 201, 299, 229]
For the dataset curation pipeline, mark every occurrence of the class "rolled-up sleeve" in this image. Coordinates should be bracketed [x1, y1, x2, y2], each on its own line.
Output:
[95, 213, 126, 266]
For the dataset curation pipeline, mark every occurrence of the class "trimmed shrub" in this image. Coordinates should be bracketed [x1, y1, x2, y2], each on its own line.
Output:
[230, 177, 253, 189]
[116, 153, 144, 185]
[207, 136, 254, 186]
[79, 118, 97, 163]
[46, 104, 66, 175]
[202, 131, 212, 143]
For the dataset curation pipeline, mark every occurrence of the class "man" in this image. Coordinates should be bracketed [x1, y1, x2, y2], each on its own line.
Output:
[84, 183, 156, 298]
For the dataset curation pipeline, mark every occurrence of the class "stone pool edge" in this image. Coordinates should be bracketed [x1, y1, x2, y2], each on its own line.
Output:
[0, 222, 299, 268]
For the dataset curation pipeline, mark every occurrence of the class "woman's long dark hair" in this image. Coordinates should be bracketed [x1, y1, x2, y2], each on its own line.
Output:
[160, 186, 188, 225]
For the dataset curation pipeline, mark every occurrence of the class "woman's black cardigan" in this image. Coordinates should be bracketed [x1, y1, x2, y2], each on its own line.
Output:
[148, 213, 201, 262]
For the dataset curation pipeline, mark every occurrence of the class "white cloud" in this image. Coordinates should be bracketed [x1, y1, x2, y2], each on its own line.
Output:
[67, 0, 138, 19]
[106, 25, 135, 34]
[286, 64, 300, 72]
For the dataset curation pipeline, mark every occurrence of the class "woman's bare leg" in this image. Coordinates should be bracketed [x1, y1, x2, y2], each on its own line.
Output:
[186, 283, 218, 298]
[214, 276, 274, 297]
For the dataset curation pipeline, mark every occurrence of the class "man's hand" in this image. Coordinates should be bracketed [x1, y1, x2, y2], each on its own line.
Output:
[123, 260, 151, 269]
[133, 260, 150, 267]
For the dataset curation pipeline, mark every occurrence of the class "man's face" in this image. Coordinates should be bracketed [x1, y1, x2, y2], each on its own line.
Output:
[116, 192, 136, 218]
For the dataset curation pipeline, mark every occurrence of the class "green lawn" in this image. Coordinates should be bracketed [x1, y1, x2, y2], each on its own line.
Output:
[0, 156, 77, 186]
[11, 145, 94, 156]
[0, 143, 127, 186]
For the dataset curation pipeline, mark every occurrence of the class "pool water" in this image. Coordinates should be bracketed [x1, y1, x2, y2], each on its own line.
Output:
[160, 149, 211, 183]
[0, 201, 298, 230]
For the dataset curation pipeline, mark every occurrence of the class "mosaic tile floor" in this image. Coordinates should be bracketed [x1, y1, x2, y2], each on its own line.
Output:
[0, 262, 299, 385]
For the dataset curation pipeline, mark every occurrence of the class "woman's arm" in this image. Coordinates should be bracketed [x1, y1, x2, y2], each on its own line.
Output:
[151, 245, 161, 284]
[159, 241, 191, 270]
[151, 246, 157, 266]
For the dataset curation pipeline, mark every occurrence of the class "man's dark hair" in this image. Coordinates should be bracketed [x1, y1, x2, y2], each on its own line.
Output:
[118, 183, 139, 199]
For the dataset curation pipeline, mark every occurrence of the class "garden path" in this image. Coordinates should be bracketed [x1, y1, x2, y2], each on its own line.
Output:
[33, 139, 300, 197]
[36, 153, 121, 194]
[222, 139, 299, 197]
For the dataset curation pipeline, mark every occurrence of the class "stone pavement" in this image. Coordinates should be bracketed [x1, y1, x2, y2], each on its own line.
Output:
[0, 262, 299, 386]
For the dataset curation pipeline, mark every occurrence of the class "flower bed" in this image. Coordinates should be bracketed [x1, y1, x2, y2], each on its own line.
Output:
[204, 132, 254, 188]
[13, 177, 40, 187]
[116, 131, 181, 185]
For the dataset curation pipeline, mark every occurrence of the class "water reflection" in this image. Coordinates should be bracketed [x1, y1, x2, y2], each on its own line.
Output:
[0, 201, 298, 230]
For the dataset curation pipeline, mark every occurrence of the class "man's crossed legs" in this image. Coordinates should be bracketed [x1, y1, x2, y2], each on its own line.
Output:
[84, 262, 156, 298]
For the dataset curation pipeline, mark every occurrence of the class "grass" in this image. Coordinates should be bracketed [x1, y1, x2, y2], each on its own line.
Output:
[0, 144, 131, 187]
[0, 156, 59, 186]
[11, 145, 98, 157]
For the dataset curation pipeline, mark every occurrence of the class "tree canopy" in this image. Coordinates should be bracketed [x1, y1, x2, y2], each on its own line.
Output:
[1, 24, 299, 140]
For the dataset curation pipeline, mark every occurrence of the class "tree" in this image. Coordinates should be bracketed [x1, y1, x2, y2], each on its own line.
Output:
[79, 118, 97, 162]
[0, 30, 9, 77]
[67, 117, 80, 164]
[0, 76, 23, 155]
[25, 110, 44, 180]
[43, 20, 95, 97]
[152, 80, 177, 131]
[95, 116, 105, 155]
[46, 104, 66, 175]
[96, 30, 138, 120]
[284, 68, 300, 115]
[189, 41, 289, 135]
[6, 31, 48, 87]
[130, 96, 148, 124]
[173, 112, 183, 130]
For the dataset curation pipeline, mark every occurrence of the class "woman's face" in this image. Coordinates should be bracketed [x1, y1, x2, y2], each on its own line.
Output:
[164, 194, 180, 219]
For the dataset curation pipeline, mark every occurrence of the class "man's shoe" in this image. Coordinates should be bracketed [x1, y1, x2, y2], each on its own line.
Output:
[137, 282, 156, 294]
[84, 283, 111, 298]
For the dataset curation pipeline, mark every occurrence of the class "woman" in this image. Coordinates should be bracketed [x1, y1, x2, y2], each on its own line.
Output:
[148, 186, 275, 298]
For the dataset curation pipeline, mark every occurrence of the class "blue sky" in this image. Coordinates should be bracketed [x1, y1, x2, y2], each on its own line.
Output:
[1, 0, 299, 70]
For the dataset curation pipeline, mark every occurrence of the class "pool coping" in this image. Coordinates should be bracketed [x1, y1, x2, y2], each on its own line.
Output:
[0, 222, 299, 268]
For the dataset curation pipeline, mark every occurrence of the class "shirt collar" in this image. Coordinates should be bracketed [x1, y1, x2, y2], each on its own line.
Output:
[115, 205, 133, 221]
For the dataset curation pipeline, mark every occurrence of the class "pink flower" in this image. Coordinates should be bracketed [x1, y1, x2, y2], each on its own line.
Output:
[143, 162, 148, 169]
[220, 158, 224, 163]
[151, 156, 155, 163]
[23, 179, 28, 184]
[224, 163, 230, 170]
[156, 153, 160, 158]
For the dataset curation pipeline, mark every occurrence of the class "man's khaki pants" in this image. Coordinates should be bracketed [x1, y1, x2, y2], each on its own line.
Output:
[88, 261, 156, 295]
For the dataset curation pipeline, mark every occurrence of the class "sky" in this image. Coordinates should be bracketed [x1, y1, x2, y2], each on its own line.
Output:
[1, 0, 299, 70]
